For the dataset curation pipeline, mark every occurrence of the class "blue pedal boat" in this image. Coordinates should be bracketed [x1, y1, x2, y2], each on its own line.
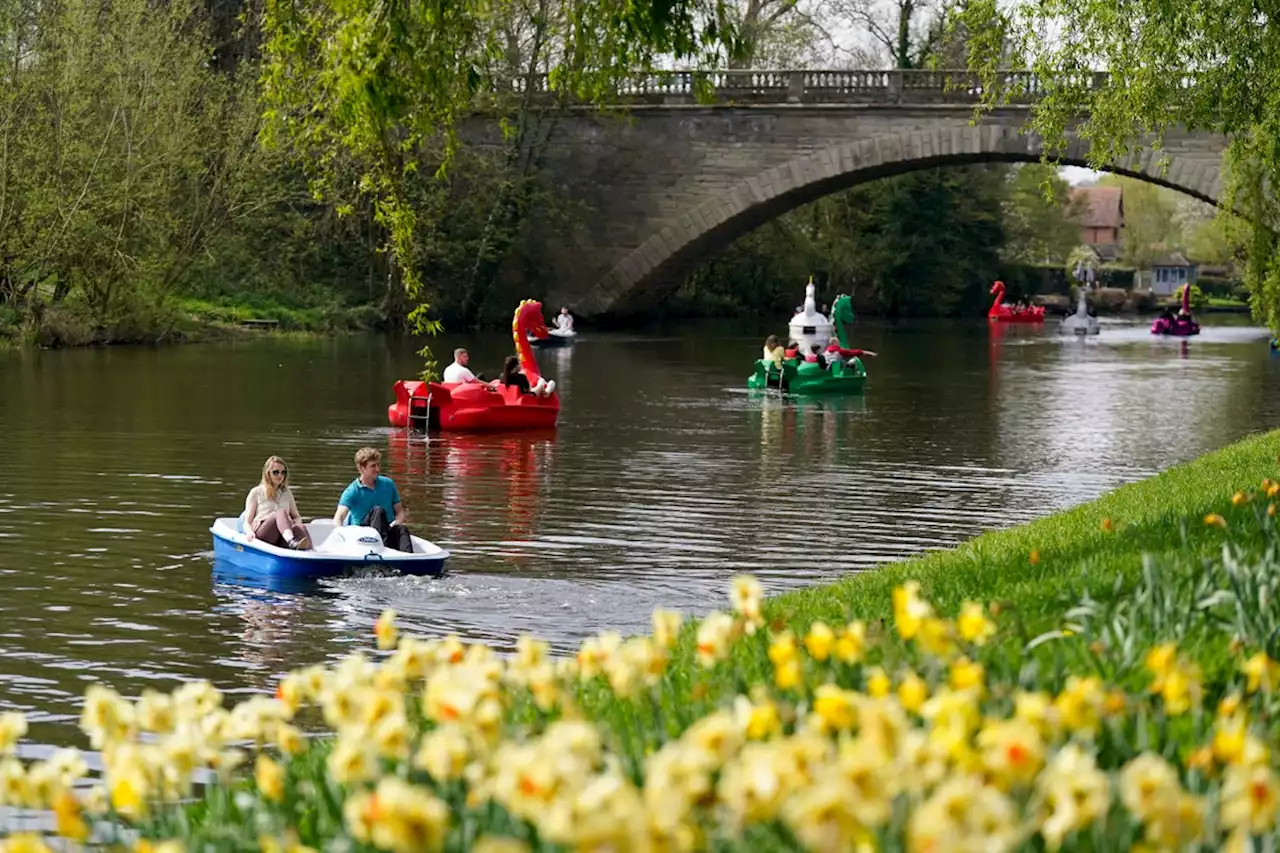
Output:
[210, 516, 449, 580]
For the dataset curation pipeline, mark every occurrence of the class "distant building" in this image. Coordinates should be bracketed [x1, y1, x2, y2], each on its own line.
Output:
[1069, 187, 1124, 261]
[1149, 251, 1198, 296]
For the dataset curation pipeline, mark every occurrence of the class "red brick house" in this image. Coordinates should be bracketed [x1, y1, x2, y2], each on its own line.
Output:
[1069, 186, 1124, 261]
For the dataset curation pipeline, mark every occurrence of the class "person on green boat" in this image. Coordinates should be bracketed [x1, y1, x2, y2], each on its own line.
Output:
[823, 336, 877, 365]
[762, 335, 785, 367]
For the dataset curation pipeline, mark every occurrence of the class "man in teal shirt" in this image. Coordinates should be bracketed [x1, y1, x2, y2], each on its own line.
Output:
[334, 446, 413, 552]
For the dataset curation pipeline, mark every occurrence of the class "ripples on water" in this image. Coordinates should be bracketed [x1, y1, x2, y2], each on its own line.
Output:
[1, 317, 1278, 745]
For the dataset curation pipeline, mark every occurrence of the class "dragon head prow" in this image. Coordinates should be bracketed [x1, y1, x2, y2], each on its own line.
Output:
[513, 299, 550, 340]
[831, 294, 856, 348]
[990, 280, 1005, 295]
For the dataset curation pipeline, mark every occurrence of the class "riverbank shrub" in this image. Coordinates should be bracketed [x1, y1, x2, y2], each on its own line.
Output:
[2, 432, 1280, 852]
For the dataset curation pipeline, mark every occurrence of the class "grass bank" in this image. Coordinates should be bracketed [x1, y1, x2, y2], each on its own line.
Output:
[7, 431, 1280, 852]
[0, 296, 381, 348]
[761, 427, 1280, 655]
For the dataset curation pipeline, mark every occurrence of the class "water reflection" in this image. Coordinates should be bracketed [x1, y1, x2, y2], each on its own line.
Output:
[431, 431, 556, 557]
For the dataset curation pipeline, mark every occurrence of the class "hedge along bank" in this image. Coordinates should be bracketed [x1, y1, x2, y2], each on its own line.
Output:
[3, 432, 1280, 851]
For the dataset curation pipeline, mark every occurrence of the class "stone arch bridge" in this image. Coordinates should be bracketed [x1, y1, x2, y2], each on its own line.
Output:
[487, 69, 1228, 317]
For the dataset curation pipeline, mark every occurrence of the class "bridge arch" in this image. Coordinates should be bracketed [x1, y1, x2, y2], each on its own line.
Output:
[572, 123, 1223, 315]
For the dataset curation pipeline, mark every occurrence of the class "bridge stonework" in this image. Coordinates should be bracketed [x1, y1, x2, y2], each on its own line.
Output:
[498, 73, 1229, 316]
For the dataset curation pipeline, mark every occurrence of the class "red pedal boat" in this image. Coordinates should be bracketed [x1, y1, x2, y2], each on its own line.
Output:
[387, 300, 561, 432]
[987, 280, 1045, 323]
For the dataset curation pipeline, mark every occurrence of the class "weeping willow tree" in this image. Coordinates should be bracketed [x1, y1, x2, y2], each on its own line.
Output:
[957, 0, 1280, 331]
[259, 0, 737, 373]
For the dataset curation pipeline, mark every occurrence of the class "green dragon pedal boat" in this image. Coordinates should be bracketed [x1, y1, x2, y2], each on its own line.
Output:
[748, 292, 868, 394]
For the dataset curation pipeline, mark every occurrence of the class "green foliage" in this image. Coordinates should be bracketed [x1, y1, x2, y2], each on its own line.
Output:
[0, 0, 261, 319]
[682, 165, 1009, 317]
[258, 0, 738, 375]
[955, 0, 1280, 332]
[1178, 284, 1208, 311]
[1002, 164, 1084, 264]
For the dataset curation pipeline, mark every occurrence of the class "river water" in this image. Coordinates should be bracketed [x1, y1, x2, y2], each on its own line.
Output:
[1, 317, 1277, 746]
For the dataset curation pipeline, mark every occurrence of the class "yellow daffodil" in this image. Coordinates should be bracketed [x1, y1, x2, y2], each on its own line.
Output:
[694, 611, 735, 668]
[835, 735, 900, 825]
[949, 657, 985, 694]
[651, 609, 684, 650]
[51, 790, 90, 842]
[803, 621, 835, 661]
[1119, 752, 1182, 824]
[254, 754, 285, 802]
[136, 690, 176, 733]
[892, 582, 933, 641]
[134, 841, 185, 853]
[80, 684, 135, 749]
[917, 617, 956, 657]
[326, 736, 378, 785]
[0, 835, 54, 853]
[780, 773, 870, 853]
[865, 667, 891, 698]
[733, 694, 782, 740]
[1220, 763, 1280, 834]
[977, 718, 1044, 790]
[1145, 645, 1201, 715]
[810, 684, 857, 732]
[768, 631, 801, 690]
[908, 776, 1018, 853]
[897, 671, 928, 713]
[957, 601, 996, 645]
[729, 575, 764, 633]
[1035, 744, 1110, 851]
[1054, 676, 1105, 735]
[0, 712, 27, 755]
[1241, 651, 1280, 694]
[344, 777, 449, 853]
[833, 620, 867, 663]
[374, 609, 399, 651]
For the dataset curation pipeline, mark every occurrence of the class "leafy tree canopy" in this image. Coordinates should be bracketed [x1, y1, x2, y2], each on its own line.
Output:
[260, 0, 739, 371]
[957, 0, 1280, 330]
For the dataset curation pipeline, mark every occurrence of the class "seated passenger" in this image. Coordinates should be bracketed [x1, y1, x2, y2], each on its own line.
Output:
[555, 308, 574, 332]
[823, 336, 878, 361]
[244, 456, 310, 550]
[783, 341, 801, 360]
[334, 446, 413, 553]
[442, 348, 482, 384]
[499, 354, 556, 397]
[499, 355, 532, 394]
[804, 344, 824, 364]
[762, 334, 784, 367]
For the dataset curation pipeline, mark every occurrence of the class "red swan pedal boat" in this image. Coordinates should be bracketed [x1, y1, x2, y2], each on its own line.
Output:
[987, 280, 1045, 323]
[387, 300, 560, 432]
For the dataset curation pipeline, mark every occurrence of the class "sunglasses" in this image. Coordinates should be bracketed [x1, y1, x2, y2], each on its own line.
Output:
[271, 469, 287, 476]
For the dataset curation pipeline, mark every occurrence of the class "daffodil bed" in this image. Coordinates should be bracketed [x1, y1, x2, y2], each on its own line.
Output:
[5, 431, 1280, 852]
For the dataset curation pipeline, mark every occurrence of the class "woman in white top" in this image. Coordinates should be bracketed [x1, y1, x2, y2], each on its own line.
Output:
[244, 456, 310, 550]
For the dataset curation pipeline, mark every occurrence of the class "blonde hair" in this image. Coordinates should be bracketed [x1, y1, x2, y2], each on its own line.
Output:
[355, 447, 381, 469]
[260, 456, 289, 501]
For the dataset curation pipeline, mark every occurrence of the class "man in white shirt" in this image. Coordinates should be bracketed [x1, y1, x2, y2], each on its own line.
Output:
[442, 348, 480, 384]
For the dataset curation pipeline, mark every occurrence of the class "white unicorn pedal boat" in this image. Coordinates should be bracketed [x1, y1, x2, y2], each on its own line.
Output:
[210, 516, 449, 579]
[789, 276, 833, 348]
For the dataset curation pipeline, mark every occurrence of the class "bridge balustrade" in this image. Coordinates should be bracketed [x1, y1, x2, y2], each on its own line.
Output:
[503, 68, 1115, 106]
